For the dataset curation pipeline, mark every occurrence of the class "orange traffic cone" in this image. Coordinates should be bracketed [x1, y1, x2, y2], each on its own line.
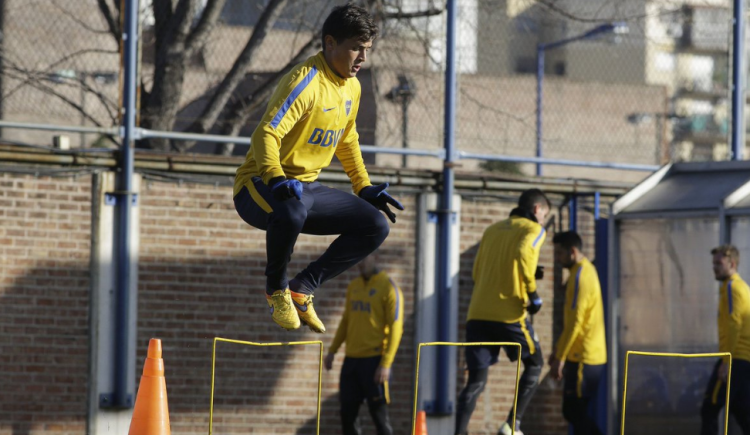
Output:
[128, 338, 171, 435]
[415, 410, 428, 435]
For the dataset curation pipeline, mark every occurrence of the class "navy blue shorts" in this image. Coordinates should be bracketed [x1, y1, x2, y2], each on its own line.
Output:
[340, 356, 389, 405]
[464, 318, 541, 370]
[563, 361, 605, 399]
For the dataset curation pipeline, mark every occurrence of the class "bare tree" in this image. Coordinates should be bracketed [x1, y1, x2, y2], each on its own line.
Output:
[177, 0, 289, 153]
[98, 0, 226, 151]
[0, 0, 444, 153]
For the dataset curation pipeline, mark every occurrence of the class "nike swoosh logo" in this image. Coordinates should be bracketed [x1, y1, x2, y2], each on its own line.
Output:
[292, 299, 308, 312]
[323, 107, 337, 112]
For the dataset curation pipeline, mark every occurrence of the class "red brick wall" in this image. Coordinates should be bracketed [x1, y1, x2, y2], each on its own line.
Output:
[1, 172, 602, 435]
[137, 178, 419, 435]
[0, 173, 92, 435]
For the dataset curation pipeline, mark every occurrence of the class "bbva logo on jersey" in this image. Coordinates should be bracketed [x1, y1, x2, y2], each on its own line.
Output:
[351, 300, 371, 313]
[307, 127, 345, 147]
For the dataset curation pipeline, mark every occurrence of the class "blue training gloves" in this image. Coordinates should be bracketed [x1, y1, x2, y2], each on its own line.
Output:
[527, 290, 543, 315]
[359, 183, 404, 223]
[269, 177, 303, 201]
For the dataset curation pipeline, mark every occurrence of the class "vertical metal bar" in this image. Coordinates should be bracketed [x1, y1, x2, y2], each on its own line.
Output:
[594, 191, 601, 220]
[114, 0, 138, 409]
[608, 211, 619, 435]
[435, 0, 457, 415]
[569, 195, 578, 231]
[654, 115, 663, 164]
[0, 0, 4, 138]
[719, 203, 729, 245]
[402, 97, 408, 168]
[594, 218, 609, 434]
[80, 75, 86, 147]
[731, 0, 746, 160]
[536, 45, 544, 176]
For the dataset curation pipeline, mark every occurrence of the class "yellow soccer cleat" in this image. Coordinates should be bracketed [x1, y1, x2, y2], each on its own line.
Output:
[266, 289, 301, 330]
[290, 291, 326, 333]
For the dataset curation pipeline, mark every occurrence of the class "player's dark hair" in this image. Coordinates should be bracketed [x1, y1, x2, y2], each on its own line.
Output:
[553, 231, 583, 251]
[517, 188, 550, 212]
[321, 3, 379, 49]
[712, 244, 740, 265]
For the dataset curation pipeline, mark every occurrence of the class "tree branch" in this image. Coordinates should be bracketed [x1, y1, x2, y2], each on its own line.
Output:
[28, 79, 109, 127]
[152, 0, 174, 43]
[77, 76, 120, 125]
[1, 48, 119, 101]
[176, 0, 289, 152]
[185, 0, 228, 54]
[215, 35, 320, 155]
[52, 0, 114, 36]
[96, 0, 121, 46]
[1, 64, 118, 126]
[382, 7, 444, 20]
[168, 0, 194, 45]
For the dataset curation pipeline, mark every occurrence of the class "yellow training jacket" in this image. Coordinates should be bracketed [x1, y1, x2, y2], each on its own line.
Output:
[467, 215, 546, 324]
[718, 273, 750, 364]
[554, 258, 607, 364]
[328, 271, 404, 368]
[234, 51, 371, 197]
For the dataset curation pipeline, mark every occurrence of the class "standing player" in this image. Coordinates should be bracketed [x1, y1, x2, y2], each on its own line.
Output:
[700, 245, 750, 435]
[324, 254, 404, 435]
[455, 189, 550, 435]
[233, 4, 403, 333]
[548, 231, 606, 435]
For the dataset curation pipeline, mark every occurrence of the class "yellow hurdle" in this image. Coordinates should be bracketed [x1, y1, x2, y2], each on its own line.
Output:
[620, 351, 733, 435]
[208, 337, 324, 435]
[412, 342, 523, 435]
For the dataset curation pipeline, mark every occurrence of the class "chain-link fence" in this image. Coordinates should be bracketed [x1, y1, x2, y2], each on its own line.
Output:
[0, 0, 739, 179]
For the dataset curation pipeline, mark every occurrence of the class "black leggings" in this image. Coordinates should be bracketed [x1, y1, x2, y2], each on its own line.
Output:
[700, 359, 750, 435]
[563, 397, 602, 435]
[234, 180, 389, 293]
[454, 350, 543, 435]
[341, 398, 392, 435]
[339, 356, 393, 435]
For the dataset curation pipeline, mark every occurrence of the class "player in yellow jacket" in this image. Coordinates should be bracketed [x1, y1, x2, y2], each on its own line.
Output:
[548, 231, 606, 435]
[455, 189, 550, 435]
[701, 245, 750, 435]
[324, 254, 404, 435]
[233, 5, 403, 333]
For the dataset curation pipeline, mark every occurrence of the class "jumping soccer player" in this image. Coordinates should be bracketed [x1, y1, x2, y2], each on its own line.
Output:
[324, 253, 404, 435]
[455, 189, 550, 435]
[549, 231, 606, 435]
[700, 245, 750, 435]
[233, 4, 403, 333]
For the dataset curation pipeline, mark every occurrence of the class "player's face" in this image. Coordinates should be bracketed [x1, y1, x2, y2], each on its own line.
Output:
[358, 255, 377, 277]
[533, 204, 549, 225]
[713, 253, 735, 281]
[324, 36, 372, 78]
[554, 244, 575, 269]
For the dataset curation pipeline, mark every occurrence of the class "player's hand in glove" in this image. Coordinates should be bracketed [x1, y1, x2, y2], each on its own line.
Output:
[359, 183, 404, 223]
[527, 290, 543, 314]
[269, 176, 303, 201]
[535, 266, 544, 280]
